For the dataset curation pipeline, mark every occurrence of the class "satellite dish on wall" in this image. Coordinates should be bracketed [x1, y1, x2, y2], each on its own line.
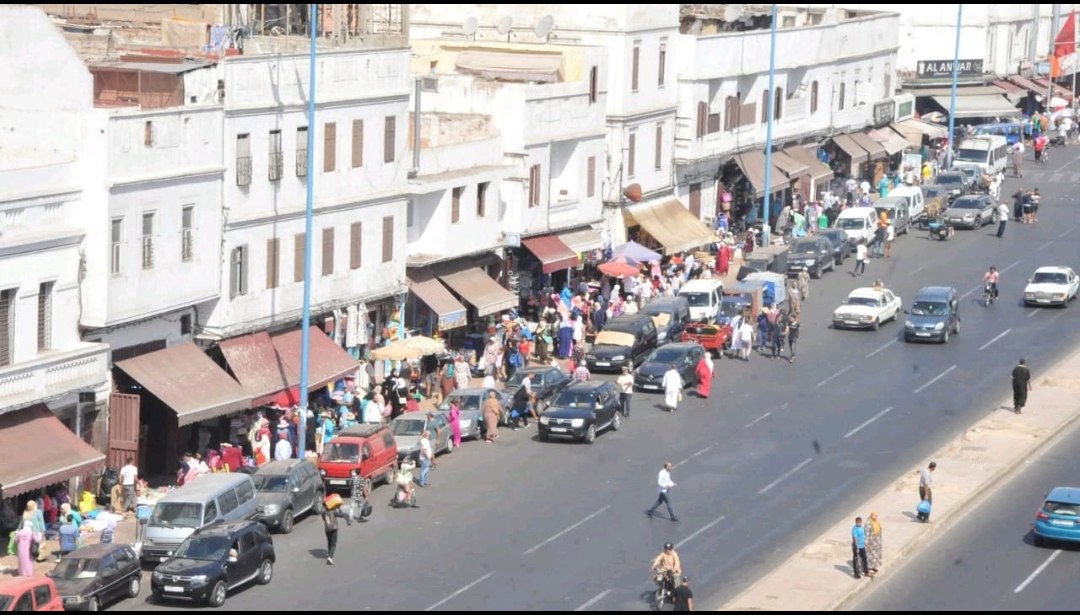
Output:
[534, 15, 555, 40]
[462, 17, 478, 37]
[496, 16, 514, 35]
[724, 4, 744, 22]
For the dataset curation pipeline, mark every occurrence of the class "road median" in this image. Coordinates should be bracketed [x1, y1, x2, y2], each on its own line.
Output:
[721, 345, 1080, 611]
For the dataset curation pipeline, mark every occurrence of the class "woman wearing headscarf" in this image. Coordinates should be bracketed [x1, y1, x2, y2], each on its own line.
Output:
[482, 391, 502, 443]
[694, 354, 712, 399]
[14, 519, 42, 575]
[448, 400, 462, 448]
[865, 511, 883, 576]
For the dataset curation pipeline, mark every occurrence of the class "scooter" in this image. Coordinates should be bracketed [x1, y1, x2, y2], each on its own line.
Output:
[927, 218, 954, 241]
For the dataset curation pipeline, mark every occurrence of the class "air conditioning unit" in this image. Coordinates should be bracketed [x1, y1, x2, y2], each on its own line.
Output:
[421, 76, 439, 93]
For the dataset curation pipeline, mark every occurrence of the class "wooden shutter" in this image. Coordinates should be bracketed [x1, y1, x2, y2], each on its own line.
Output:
[381, 216, 394, 263]
[810, 81, 819, 114]
[351, 119, 363, 167]
[627, 133, 636, 177]
[761, 90, 770, 124]
[658, 44, 666, 86]
[689, 183, 702, 218]
[321, 227, 334, 276]
[323, 122, 336, 172]
[696, 102, 707, 138]
[654, 124, 663, 170]
[477, 183, 487, 217]
[293, 233, 305, 282]
[384, 116, 396, 163]
[774, 87, 783, 120]
[349, 222, 362, 269]
[265, 238, 279, 289]
[587, 156, 596, 197]
[529, 164, 541, 207]
[589, 66, 598, 103]
[451, 187, 462, 223]
[631, 46, 640, 91]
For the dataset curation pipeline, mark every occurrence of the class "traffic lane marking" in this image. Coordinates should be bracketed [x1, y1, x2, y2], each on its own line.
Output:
[1037, 240, 1054, 251]
[866, 339, 897, 358]
[574, 590, 611, 611]
[913, 365, 957, 394]
[758, 458, 813, 495]
[1028, 309, 1042, 318]
[844, 407, 894, 439]
[675, 515, 727, 549]
[817, 365, 853, 388]
[1059, 225, 1077, 239]
[978, 328, 1012, 351]
[523, 505, 611, 555]
[744, 412, 771, 428]
[1013, 549, 1062, 594]
[674, 445, 714, 469]
[424, 572, 495, 611]
[907, 265, 927, 277]
[1001, 259, 1024, 274]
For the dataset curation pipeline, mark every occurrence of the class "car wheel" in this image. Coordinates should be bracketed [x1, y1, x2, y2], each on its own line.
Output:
[811, 266, 821, 279]
[87, 596, 100, 611]
[583, 425, 597, 444]
[151, 589, 163, 604]
[1033, 533, 1047, 547]
[473, 422, 483, 440]
[954, 319, 960, 335]
[313, 490, 325, 514]
[942, 329, 950, 344]
[280, 509, 294, 534]
[257, 559, 274, 585]
[871, 319, 880, 331]
[611, 412, 622, 432]
[445, 437, 454, 454]
[207, 580, 227, 607]
[128, 575, 141, 598]
[538, 431, 549, 442]
[974, 216, 981, 227]
[904, 334, 912, 343]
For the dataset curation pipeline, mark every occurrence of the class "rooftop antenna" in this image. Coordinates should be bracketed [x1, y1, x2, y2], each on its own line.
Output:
[496, 16, 513, 42]
[461, 16, 478, 40]
[534, 15, 554, 42]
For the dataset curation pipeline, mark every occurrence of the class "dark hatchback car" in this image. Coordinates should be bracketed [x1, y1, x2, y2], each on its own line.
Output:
[818, 229, 852, 265]
[786, 236, 835, 278]
[48, 544, 142, 611]
[640, 296, 692, 346]
[538, 381, 623, 444]
[936, 171, 968, 201]
[633, 343, 705, 393]
[903, 286, 960, 344]
[504, 366, 571, 413]
[252, 459, 325, 534]
[151, 521, 275, 608]
[585, 315, 658, 372]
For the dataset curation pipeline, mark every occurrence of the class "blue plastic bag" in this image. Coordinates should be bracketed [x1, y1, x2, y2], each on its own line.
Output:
[917, 500, 931, 515]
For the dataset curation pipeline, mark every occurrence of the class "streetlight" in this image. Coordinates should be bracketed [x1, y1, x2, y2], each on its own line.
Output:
[946, 4, 963, 170]
[297, 3, 319, 457]
[761, 4, 778, 247]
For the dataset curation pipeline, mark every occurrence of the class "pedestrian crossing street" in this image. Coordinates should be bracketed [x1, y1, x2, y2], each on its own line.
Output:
[1016, 167, 1080, 184]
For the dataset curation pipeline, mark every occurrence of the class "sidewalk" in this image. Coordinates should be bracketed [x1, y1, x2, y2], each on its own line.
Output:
[0, 514, 140, 578]
[722, 345, 1080, 611]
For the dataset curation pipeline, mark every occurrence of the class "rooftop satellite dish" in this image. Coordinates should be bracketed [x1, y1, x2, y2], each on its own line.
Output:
[462, 16, 478, 37]
[496, 16, 514, 35]
[724, 4, 744, 22]
[534, 15, 554, 40]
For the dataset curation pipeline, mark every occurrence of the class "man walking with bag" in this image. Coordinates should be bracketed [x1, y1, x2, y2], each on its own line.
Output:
[917, 461, 936, 522]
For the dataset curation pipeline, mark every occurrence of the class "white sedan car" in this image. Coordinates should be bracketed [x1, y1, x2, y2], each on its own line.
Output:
[832, 287, 903, 330]
[1023, 266, 1080, 307]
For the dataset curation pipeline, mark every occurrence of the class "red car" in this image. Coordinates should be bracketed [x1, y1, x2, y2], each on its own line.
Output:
[319, 424, 399, 494]
[681, 323, 733, 356]
[0, 577, 64, 611]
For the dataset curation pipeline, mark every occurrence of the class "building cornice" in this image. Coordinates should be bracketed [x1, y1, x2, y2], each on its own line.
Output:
[224, 190, 408, 229]
[224, 92, 410, 117]
[109, 166, 226, 190]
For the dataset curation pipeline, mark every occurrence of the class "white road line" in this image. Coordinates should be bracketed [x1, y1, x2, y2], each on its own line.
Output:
[907, 265, 927, 277]
[817, 365, 853, 388]
[1059, 225, 1077, 239]
[1028, 308, 1042, 318]
[758, 458, 813, 495]
[675, 515, 727, 549]
[1037, 240, 1054, 251]
[960, 284, 981, 300]
[844, 407, 894, 439]
[1013, 549, 1062, 594]
[913, 365, 957, 394]
[866, 339, 897, 358]
[1048, 309, 1069, 323]
[1001, 259, 1024, 274]
[978, 328, 1012, 351]
[523, 506, 612, 555]
[424, 572, 495, 611]
[674, 445, 714, 468]
[744, 412, 772, 428]
[574, 590, 611, 611]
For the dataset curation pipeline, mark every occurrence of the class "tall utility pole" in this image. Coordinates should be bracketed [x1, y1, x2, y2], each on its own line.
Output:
[297, 3, 319, 458]
[1047, 4, 1062, 107]
[1031, 5, 1042, 69]
[946, 4, 962, 171]
[761, 4, 778, 247]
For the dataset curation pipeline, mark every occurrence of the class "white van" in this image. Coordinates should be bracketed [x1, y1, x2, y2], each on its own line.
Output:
[954, 135, 1009, 176]
[678, 279, 725, 322]
[887, 185, 925, 219]
[833, 208, 877, 247]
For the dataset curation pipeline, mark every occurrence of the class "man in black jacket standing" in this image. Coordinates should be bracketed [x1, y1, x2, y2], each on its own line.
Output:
[1012, 358, 1032, 414]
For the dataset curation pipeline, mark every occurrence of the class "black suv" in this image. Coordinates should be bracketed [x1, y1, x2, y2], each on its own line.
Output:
[151, 521, 275, 608]
[504, 365, 571, 413]
[538, 381, 623, 444]
[785, 236, 834, 279]
[252, 459, 325, 534]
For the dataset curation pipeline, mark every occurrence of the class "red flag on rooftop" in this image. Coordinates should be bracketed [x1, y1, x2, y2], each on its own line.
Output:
[1055, 11, 1076, 57]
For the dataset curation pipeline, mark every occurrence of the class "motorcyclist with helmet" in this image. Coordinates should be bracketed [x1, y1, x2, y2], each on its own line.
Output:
[651, 542, 682, 593]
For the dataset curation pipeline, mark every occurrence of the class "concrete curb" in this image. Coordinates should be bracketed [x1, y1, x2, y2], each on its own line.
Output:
[721, 369, 1080, 612]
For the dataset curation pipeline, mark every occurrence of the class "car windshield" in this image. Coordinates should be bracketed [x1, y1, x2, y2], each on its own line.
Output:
[924, 186, 945, 198]
[955, 149, 987, 163]
[553, 390, 597, 408]
[957, 166, 978, 178]
[51, 557, 101, 580]
[951, 199, 982, 209]
[720, 299, 746, 317]
[910, 301, 948, 316]
[173, 535, 231, 561]
[253, 474, 289, 492]
[1033, 272, 1069, 285]
[681, 292, 710, 307]
[441, 394, 480, 412]
[0, 597, 10, 611]
[322, 442, 360, 463]
[150, 502, 202, 529]
[938, 174, 964, 186]
[1043, 500, 1080, 516]
[506, 371, 539, 387]
[791, 241, 826, 255]
[821, 231, 846, 245]
[846, 296, 880, 307]
[648, 347, 689, 363]
[391, 419, 425, 436]
[836, 217, 866, 230]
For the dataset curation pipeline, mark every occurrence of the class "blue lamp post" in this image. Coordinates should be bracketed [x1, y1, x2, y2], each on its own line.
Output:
[297, 4, 319, 457]
[946, 4, 963, 170]
[761, 4, 779, 246]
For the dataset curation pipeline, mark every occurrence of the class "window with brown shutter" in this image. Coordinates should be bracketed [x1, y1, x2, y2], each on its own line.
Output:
[351, 119, 364, 167]
[838, 82, 846, 110]
[293, 233, 306, 283]
[349, 222, 362, 269]
[383, 116, 396, 163]
[381, 216, 394, 263]
[323, 122, 336, 172]
[451, 187, 463, 223]
[810, 81, 819, 114]
[321, 227, 334, 276]
[724, 96, 738, 131]
[696, 102, 707, 138]
[477, 182, 488, 217]
[774, 87, 783, 120]
[627, 133, 637, 177]
[761, 89, 770, 124]
[631, 46, 640, 91]
[266, 238, 280, 289]
[589, 66, 598, 103]
[689, 183, 702, 218]
[654, 124, 663, 170]
[658, 43, 667, 87]
[528, 164, 541, 207]
[707, 112, 720, 134]
[587, 156, 596, 197]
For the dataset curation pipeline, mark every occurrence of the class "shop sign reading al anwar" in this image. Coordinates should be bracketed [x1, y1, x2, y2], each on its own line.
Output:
[916, 59, 984, 79]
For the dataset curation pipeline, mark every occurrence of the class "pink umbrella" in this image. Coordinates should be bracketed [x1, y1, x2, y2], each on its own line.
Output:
[598, 255, 643, 278]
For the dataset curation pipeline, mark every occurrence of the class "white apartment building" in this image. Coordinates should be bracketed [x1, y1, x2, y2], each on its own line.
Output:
[0, 6, 109, 497]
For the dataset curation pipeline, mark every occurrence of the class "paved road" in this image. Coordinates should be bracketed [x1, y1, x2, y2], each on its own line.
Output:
[118, 149, 1080, 612]
[851, 414, 1080, 611]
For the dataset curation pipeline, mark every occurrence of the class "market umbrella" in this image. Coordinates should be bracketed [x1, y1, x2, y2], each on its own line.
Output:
[370, 341, 422, 361]
[400, 335, 445, 355]
[1050, 96, 1069, 110]
[612, 240, 662, 263]
[598, 255, 643, 278]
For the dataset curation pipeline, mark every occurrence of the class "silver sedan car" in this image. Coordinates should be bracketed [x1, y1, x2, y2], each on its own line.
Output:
[437, 387, 509, 440]
[942, 194, 995, 229]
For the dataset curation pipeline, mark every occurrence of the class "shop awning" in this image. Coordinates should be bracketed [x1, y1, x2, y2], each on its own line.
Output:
[434, 266, 519, 316]
[1033, 77, 1073, 100]
[931, 95, 1020, 119]
[771, 151, 808, 178]
[406, 269, 468, 330]
[270, 327, 359, 391]
[849, 131, 887, 160]
[830, 134, 868, 165]
[783, 145, 834, 182]
[734, 151, 790, 198]
[522, 235, 581, 273]
[1008, 75, 1045, 96]
[218, 332, 299, 407]
[555, 227, 604, 253]
[0, 404, 106, 497]
[455, 51, 562, 83]
[116, 342, 251, 426]
[992, 79, 1026, 95]
[867, 128, 910, 156]
[626, 199, 717, 255]
[894, 118, 947, 144]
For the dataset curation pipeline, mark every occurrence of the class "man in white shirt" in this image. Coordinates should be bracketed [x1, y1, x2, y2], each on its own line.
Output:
[616, 366, 635, 418]
[119, 457, 139, 513]
[1012, 140, 1025, 178]
[995, 200, 1010, 238]
[418, 430, 433, 487]
[884, 222, 895, 258]
[646, 462, 678, 522]
[852, 240, 868, 276]
[273, 432, 293, 460]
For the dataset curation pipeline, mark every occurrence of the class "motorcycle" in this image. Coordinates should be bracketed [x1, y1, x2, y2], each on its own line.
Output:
[652, 569, 673, 609]
[983, 283, 996, 307]
[927, 218, 954, 241]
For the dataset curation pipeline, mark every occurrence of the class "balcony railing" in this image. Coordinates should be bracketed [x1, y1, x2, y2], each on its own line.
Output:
[269, 151, 283, 181]
[181, 228, 194, 262]
[0, 343, 110, 414]
[236, 156, 252, 186]
[296, 149, 309, 177]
